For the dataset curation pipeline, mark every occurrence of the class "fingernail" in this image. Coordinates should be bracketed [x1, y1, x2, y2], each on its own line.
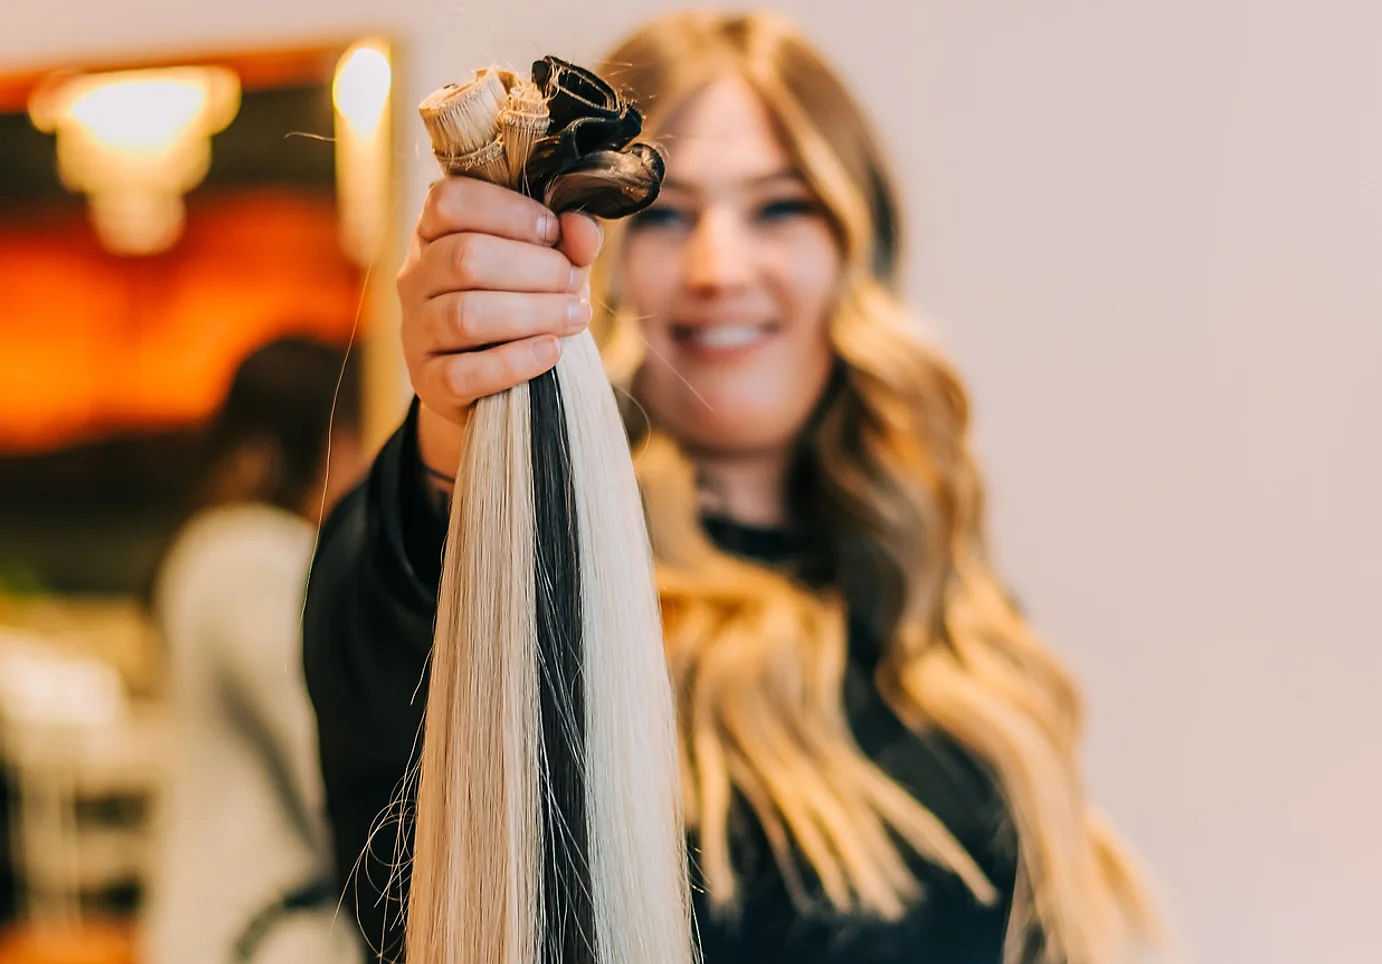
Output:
[565, 299, 593, 332]
[539, 211, 559, 243]
[569, 265, 583, 292]
[533, 336, 561, 368]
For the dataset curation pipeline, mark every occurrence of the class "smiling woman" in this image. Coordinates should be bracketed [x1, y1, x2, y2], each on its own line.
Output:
[302, 9, 1160, 964]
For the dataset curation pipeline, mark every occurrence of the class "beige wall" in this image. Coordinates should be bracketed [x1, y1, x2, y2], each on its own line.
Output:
[6, 2, 1379, 960]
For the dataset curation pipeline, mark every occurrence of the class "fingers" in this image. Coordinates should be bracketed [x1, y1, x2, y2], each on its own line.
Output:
[402, 183, 607, 420]
[418, 177, 561, 246]
[417, 336, 563, 410]
[415, 290, 592, 354]
[558, 211, 604, 268]
[412, 233, 580, 299]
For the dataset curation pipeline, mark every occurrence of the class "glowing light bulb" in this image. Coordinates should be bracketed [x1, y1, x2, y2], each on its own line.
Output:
[29, 66, 240, 255]
[334, 42, 392, 138]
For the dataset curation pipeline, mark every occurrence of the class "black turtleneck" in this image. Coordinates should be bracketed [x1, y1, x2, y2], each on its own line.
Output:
[303, 400, 1020, 963]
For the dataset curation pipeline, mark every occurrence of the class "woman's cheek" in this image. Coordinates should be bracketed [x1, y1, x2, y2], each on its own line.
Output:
[620, 237, 680, 322]
[781, 224, 842, 322]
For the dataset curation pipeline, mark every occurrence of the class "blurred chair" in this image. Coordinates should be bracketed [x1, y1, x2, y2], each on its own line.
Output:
[0, 631, 165, 964]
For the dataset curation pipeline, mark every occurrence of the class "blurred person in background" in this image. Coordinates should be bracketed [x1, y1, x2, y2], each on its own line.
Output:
[305, 10, 1160, 964]
[141, 336, 364, 964]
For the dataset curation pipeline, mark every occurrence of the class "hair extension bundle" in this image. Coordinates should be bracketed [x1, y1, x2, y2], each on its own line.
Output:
[408, 58, 690, 964]
[420, 69, 511, 183]
[498, 79, 549, 190]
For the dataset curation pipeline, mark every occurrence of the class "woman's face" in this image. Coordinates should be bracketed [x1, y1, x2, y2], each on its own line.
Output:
[621, 75, 841, 458]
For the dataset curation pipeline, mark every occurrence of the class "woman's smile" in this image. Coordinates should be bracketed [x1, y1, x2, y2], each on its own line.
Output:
[668, 319, 780, 357]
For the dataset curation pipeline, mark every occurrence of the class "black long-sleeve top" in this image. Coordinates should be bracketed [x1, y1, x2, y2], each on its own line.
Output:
[303, 400, 1022, 963]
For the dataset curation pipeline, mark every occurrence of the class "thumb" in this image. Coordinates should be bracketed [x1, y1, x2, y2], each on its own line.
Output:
[557, 211, 604, 268]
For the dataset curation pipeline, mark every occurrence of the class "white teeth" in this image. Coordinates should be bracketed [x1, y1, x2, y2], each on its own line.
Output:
[688, 325, 766, 349]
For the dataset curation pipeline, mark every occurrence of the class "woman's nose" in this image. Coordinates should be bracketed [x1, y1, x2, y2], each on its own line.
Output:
[683, 206, 753, 294]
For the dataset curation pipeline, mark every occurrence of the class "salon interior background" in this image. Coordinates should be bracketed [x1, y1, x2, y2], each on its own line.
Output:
[3, 1, 1378, 962]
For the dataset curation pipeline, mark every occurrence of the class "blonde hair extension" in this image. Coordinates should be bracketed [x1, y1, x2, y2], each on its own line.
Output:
[406, 57, 691, 964]
[407, 385, 539, 961]
[557, 332, 691, 962]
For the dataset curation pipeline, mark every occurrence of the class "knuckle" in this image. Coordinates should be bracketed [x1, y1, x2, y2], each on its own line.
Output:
[428, 177, 457, 213]
[394, 255, 416, 292]
[444, 356, 470, 397]
[451, 235, 479, 286]
[438, 183, 468, 227]
[419, 183, 444, 231]
[451, 292, 476, 340]
[496, 348, 524, 385]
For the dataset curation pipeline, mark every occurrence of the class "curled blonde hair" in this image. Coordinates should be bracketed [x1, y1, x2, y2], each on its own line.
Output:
[591, 10, 1159, 964]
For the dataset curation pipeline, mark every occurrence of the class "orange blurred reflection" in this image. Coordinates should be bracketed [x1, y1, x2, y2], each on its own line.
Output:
[0, 187, 362, 453]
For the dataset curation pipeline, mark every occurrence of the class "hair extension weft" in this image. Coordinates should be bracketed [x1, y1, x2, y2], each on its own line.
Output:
[405, 58, 692, 964]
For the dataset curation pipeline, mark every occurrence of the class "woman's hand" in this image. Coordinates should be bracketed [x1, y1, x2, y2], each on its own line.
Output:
[396, 176, 604, 488]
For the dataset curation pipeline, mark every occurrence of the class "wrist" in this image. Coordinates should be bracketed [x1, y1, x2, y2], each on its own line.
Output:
[416, 400, 469, 497]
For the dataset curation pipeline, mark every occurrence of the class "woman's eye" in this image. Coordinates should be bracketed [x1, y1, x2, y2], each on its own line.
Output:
[629, 205, 689, 229]
[755, 198, 817, 222]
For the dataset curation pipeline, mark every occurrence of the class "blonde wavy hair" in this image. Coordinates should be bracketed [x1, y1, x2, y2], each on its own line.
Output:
[589, 10, 1159, 963]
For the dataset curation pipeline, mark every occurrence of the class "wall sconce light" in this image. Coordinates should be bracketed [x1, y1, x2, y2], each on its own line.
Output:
[28, 66, 241, 256]
[333, 39, 392, 266]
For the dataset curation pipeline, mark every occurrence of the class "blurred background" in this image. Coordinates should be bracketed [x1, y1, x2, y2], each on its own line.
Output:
[0, 2, 1378, 962]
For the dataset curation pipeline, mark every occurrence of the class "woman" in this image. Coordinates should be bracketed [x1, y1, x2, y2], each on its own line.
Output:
[304, 11, 1157, 963]
[143, 337, 364, 963]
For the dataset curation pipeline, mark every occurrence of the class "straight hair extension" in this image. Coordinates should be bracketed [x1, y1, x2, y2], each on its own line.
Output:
[407, 58, 691, 964]
[557, 331, 690, 964]
[407, 385, 538, 961]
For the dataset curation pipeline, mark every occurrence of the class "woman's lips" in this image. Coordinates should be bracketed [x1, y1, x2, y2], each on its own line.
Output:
[670, 322, 778, 358]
